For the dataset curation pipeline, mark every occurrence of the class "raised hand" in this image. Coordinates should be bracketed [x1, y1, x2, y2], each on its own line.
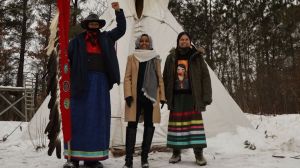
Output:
[111, 2, 120, 11]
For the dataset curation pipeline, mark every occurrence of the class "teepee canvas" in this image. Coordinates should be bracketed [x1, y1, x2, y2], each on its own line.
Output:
[23, 0, 252, 151]
[101, 0, 252, 148]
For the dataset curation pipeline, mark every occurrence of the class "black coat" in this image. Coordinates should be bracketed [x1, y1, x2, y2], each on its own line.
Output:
[163, 47, 212, 112]
[68, 9, 126, 97]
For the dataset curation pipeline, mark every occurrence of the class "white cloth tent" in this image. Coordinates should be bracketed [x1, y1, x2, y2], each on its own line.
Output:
[23, 0, 252, 150]
[103, 0, 252, 148]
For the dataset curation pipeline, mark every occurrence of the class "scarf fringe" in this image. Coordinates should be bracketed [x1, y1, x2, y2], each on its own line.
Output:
[142, 88, 157, 105]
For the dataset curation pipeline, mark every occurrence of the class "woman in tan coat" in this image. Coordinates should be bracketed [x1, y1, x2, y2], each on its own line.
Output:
[123, 34, 166, 168]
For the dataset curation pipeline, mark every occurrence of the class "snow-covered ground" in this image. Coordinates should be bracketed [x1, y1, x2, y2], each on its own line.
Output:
[1, 114, 300, 168]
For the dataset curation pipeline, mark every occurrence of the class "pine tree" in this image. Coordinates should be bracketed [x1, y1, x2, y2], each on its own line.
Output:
[169, 0, 300, 114]
[30, 0, 56, 107]
[5, 0, 34, 87]
[3, 0, 34, 120]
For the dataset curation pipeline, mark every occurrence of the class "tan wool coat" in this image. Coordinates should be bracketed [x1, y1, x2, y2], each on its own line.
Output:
[124, 55, 166, 123]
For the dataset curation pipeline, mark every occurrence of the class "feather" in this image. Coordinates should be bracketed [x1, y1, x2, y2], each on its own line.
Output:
[44, 11, 62, 159]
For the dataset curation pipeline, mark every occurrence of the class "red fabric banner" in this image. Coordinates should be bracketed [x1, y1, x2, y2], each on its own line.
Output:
[57, 0, 71, 142]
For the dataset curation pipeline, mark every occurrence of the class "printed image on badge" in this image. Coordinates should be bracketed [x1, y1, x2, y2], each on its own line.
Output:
[63, 81, 70, 92]
[64, 99, 70, 109]
[64, 64, 69, 74]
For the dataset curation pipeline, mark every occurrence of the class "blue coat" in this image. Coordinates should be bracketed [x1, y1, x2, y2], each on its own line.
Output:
[68, 9, 126, 97]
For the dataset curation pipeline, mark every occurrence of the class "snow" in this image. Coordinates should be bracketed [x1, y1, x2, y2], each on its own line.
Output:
[1, 114, 300, 168]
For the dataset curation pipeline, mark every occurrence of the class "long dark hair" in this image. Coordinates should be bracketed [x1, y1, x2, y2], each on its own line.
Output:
[176, 32, 192, 49]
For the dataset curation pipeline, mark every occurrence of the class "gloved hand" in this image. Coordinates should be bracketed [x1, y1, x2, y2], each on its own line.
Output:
[125, 96, 133, 107]
[160, 100, 166, 109]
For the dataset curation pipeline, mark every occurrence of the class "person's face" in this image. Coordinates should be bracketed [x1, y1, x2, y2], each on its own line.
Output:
[178, 34, 191, 48]
[88, 22, 100, 29]
[177, 66, 186, 76]
[139, 35, 151, 49]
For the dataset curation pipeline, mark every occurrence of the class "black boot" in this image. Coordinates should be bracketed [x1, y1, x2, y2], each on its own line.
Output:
[169, 149, 181, 164]
[123, 127, 137, 168]
[63, 160, 79, 168]
[193, 148, 207, 166]
[141, 127, 155, 168]
[84, 161, 103, 168]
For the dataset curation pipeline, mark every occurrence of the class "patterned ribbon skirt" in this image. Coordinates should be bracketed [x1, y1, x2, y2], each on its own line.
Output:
[64, 72, 111, 161]
[167, 93, 207, 149]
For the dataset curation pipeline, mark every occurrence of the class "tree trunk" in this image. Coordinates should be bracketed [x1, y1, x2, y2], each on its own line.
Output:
[0, 1, 4, 58]
[14, 0, 29, 121]
[16, 0, 28, 88]
[34, 73, 38, 109]
[296, 47, 300, 113]
[234, 0, 244, 110]
[209, 0, 214, 70]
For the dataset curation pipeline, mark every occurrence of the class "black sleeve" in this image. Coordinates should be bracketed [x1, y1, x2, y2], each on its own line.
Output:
[107, 9, 126, 42]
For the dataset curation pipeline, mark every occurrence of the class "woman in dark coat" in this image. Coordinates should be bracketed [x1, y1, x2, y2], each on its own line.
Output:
[123, 34, 166, 168]
[163, 32, 212, 166]
[65, 2, 126, 168]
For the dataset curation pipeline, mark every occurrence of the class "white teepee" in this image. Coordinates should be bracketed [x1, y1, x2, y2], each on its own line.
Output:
[23, 0, 252, 150]
[102, 0, 252, 148]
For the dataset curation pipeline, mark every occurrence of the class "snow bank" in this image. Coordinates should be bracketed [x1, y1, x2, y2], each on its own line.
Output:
[1, 114, 299, 168]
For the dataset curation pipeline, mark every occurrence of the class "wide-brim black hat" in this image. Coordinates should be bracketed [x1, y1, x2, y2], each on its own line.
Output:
[80, 13, 106, 29]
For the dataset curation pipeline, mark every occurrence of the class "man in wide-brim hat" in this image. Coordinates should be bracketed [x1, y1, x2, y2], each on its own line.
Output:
[64, 2, 126, 168]
[80, 13, 106, 30]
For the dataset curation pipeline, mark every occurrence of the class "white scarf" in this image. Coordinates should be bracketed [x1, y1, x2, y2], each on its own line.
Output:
[133, 49, 159, 62]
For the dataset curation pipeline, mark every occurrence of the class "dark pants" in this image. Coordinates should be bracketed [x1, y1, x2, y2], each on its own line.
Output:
[127, 96, 154, 128]
[125, 95, 155, 165]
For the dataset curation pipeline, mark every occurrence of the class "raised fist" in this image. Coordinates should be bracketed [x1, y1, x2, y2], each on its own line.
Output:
[111, 2, 120, 11]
